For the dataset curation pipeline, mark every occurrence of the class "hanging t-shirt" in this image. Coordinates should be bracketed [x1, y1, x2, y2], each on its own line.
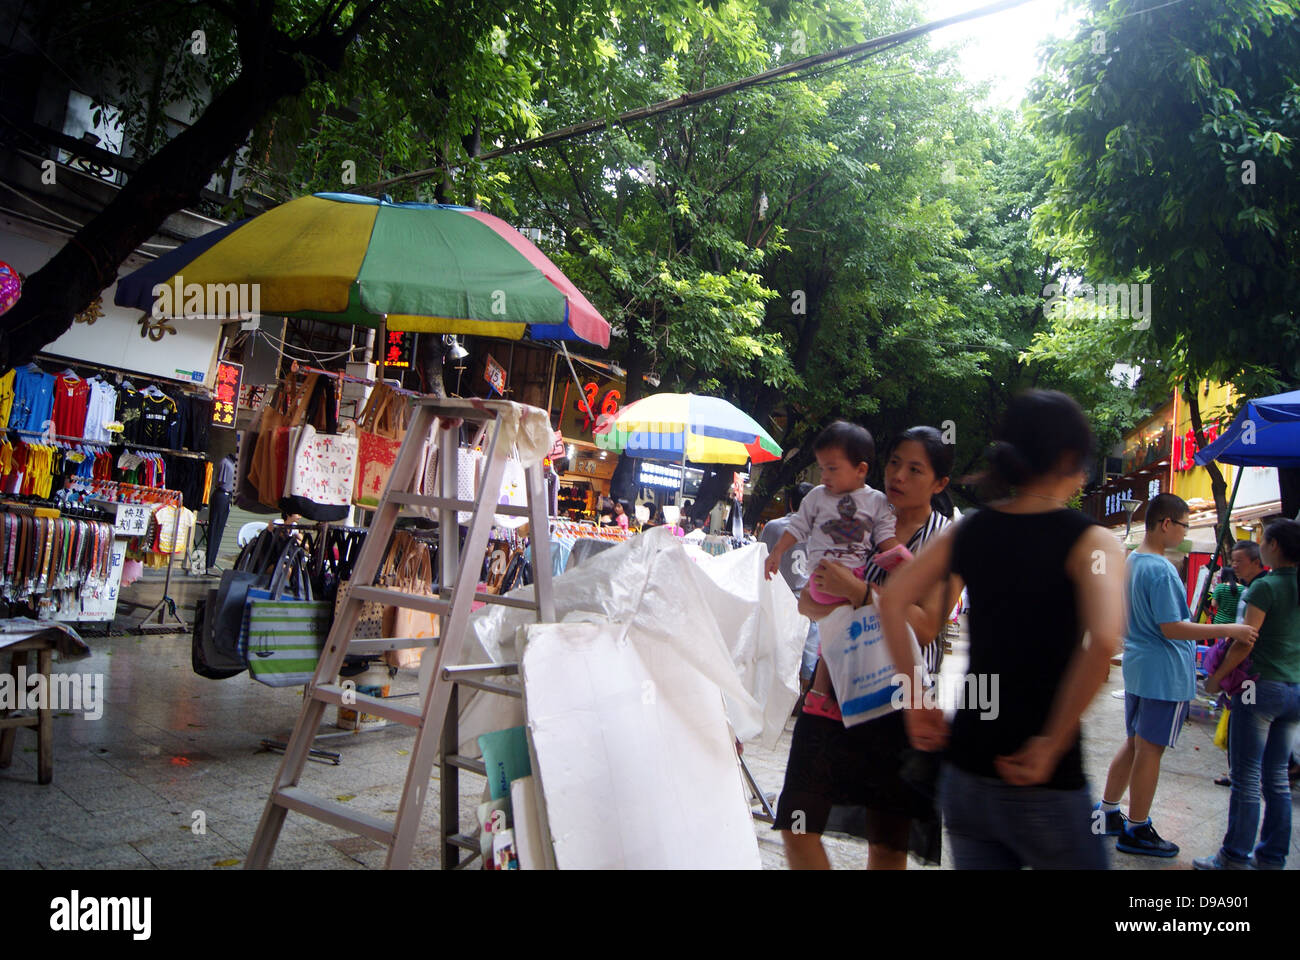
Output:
[138, 392, 178, 447]
[0, 368, 15, 430]
[117, 386, 146, 442]
[4, 442, 27, 494]
[52, 376, 91, 438]
[185, 394, 211, 451]
[10, 366, 55, 434]
[83, 378, 118, 443]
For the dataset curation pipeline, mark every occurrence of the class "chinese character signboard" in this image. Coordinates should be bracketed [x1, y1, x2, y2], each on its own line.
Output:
[484, 353, 507, 395]
[384, 330, 413, 370]
[114, 503, 152, 537]
[212, 360, 242, 429]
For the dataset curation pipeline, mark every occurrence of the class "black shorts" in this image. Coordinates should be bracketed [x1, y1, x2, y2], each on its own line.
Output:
[773, 708, 942, 863]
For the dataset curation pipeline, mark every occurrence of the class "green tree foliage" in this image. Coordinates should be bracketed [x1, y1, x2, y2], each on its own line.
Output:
[0, 0, 646, 366]
[1026, 0, 1300, 522]
[1027, 0, 1300, 390]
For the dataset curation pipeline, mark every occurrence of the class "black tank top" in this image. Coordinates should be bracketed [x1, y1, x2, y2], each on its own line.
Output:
[950, 507, 1096, 790]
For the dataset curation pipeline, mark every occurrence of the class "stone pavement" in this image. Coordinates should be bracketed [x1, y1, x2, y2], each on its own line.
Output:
[0, 572, 1295, 869]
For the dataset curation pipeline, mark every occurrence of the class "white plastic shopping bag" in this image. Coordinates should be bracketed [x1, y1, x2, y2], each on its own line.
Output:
[819, 600, 925, 727]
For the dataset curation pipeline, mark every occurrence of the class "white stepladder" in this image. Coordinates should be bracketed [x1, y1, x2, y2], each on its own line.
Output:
[245, 397, 556, 870]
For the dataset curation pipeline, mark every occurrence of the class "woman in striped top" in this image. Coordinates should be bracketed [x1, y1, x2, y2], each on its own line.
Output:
[774, 426, 961, 869]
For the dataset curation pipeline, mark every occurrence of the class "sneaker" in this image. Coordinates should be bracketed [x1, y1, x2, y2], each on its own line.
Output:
[1116, 820, 1179, 858]
[1091, 802, 1126, 836]
[1193, 853, 1252, 870]
[1254, 858, 1284, 871]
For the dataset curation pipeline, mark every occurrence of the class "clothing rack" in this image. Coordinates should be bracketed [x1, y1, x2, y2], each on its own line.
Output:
[8, 429, 208, 461]
[35, 353, 214, 394]
[56, 478, 184, 631]
[63, 478, 182, 506]
[133, 497, 188, 634]
[287, 361, 424, 398]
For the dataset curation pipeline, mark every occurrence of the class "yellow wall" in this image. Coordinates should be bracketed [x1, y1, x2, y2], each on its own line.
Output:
[1169, 381, 1236, 507]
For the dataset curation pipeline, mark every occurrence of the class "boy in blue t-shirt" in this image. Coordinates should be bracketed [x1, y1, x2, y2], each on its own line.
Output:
[1094, 494, 1257, 857]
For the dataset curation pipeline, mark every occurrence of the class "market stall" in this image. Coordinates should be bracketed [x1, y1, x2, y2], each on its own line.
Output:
[1192, 387, 1300, 620]
[105, 192, 806, 869]
[0, 354, 213, 625]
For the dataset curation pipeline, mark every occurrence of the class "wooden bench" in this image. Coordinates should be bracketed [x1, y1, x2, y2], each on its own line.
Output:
[0, 623, 89, 785]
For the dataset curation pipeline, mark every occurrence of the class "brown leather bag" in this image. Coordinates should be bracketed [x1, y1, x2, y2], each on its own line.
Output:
[248, 374, 320, 509]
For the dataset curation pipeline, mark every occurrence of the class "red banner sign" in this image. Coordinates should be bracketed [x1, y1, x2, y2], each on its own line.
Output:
[212, 360, 242, 428]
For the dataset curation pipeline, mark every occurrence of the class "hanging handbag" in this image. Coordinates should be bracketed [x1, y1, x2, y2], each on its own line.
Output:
[280, 422, 358, 521]
[234, 394, 278, 514]
[244, 546, 331, 687]
[192, 592, 245, 680]
[353, 384, 410, 508]
[246, 379, 295, 508]
[332, 530, 406, 638]
[454, 422, 489, 522]
[206, 529, 289, 673]
[382, 536, 438, 668]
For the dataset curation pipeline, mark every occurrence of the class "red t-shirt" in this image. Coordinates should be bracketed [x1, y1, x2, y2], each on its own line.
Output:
[52, 376, 91, 438]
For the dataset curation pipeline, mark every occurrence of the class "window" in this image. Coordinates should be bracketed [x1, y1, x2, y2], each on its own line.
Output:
[58, 90, 124, 183]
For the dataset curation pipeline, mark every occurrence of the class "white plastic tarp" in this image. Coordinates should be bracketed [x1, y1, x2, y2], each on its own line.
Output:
[423, 526, 807, 757]
[522, 618, 762, 869]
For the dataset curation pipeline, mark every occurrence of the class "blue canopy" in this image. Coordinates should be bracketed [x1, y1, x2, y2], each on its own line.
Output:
[1194, 389, 1300, 468]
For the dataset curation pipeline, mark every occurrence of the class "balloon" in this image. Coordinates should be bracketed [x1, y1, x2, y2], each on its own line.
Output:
[0, 261, 20, 316]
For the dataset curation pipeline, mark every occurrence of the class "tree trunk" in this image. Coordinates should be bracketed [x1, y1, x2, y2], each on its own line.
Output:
[691, 465, 736, 527]
[1185, 384, 1229, 537]
[608, 323, 650, 506]
[416, 332, 448, 398]
[1278, 468, 1300, 522]
[744, 442, 815, 526]
[0, 39, 320, 370]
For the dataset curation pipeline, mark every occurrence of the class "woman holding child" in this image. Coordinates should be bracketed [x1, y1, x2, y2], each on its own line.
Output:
[772, 423, 960, 870]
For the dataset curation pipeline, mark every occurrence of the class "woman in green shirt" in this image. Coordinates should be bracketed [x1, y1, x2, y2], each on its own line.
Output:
[1198, 519, 1300, 869]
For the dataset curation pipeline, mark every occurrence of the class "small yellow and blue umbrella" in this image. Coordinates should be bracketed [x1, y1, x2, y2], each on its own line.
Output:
[115, 192, 609, 346]
[595, 392, 781, 466]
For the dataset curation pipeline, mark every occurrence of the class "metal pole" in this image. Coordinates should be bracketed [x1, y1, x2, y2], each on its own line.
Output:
[1193, 465, 1244, 623]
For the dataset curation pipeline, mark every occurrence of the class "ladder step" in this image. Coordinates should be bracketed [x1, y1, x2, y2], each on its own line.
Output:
[442, 662, 520, 678]
[273, 786, 394, 845]
[345, 636, 439, 657]
[349, 585, 451, 616]
[476, 593, 541, 611]
[388, 491, 530, 517]
[451, 677, 521, 698]
[446, 755, 487, 776]
[312, 683, 424, 727]
[447, 832, 480, 851]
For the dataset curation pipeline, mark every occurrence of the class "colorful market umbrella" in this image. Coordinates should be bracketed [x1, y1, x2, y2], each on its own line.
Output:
[594, 392, 781, 466]
[114, 192, 609, 347]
